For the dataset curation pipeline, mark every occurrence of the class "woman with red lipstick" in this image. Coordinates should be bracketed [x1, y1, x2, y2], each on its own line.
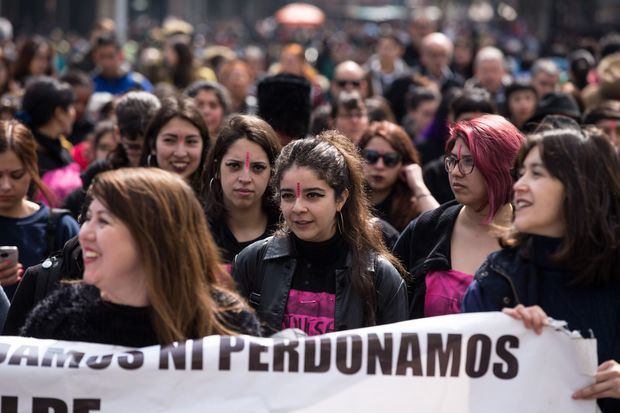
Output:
[394, 114, 524, 319]
[0, 121, 79, 301]
[203, 115, 281, 266]
[359, 121, 439, 232]
[141, 95, 210, 196]
[233, 130, 407, 336]
[462, 126, 620, 413]
[20, 168, 261, 346]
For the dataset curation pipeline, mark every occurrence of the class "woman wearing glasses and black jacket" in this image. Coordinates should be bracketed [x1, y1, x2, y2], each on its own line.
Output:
[359, 121, 439, 232]
[393, 115, 524, 319]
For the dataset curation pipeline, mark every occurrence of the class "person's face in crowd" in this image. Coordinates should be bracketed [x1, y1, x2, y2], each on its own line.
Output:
[331, 66, 367, 99]
[121, 132, 144, 167]
[55, 104, 76, 137]
[421, 42, 450, 78]
[362, 137, 402, 196]
[29, 44, 51, 76]
[513, 146, 566, 237]
[446, 138, 487, 209]
[163, 43, 178, 68]
[193, 90, 224, 141]
[154, 117, 204, 181]
[532, 71, 559, 98]
[334, 104, 369, 144]
[475, 59, 505, 94]
[279, 51, 304, 76]
[409, 17, 436, 45]
[280, 165, 348, 243]
[377, 38, 402, 67]
[93, 44, 123, 78]
[72, 85, 92, 122]
[223, 64, 252, 102]
[0, 149, 31, 215]
[220, 138, 271, 212]
[595, 119, 620, 149]
[453, 40, 473, 68]
[409, 99, 439, 135]
[80, 197, 148, 305]
[507, 90, 537, 126]
[95, 130, 118, 162]
[0, 60, 10, 88]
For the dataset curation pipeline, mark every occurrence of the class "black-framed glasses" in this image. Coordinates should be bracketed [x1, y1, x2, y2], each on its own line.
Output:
[335, 79, 362, 88]
[444, 154, 475, 175]
[362, 149, 402, 168]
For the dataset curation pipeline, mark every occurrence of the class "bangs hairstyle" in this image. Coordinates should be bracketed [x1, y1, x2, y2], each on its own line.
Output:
[88, 168, 249, 343]
[447, 114, 525, 223]
[142, 95, 209, 194]
[358, 121, 421, 231]
[272, 130, 405, 326]
[0, 120, 55, 206]
[505, 127, 620, 286]
[203, 114, 281, 221]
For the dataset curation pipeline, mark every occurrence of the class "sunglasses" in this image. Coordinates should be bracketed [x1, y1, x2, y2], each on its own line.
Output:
[444, 154, 475, 175]
[362, 149, 402, 167]
[335, 79, 362, 88]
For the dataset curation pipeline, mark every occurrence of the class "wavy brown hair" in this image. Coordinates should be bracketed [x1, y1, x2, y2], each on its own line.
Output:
[272, 130, 405, 326]
[88, 168, 250, 343]
[0, 120, 55, 206]
[503, 126, 620, 286]
[358, 121, 421, 231]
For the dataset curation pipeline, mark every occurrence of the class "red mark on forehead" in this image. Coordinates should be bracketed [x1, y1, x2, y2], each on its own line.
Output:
[244, 151, 250, 173]
[296, 182, 301, 198]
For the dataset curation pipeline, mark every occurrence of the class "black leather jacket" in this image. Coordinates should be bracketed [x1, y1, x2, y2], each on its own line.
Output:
[232, 235, 408, 335]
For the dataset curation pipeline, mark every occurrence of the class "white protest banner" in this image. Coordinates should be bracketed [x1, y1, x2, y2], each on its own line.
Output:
[0, 312, 598, 412]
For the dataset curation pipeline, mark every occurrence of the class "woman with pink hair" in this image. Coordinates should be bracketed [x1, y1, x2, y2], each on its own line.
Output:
[394, 114, 525, 319]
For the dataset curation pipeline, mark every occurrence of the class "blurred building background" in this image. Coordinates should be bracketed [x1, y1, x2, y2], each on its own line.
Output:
[1, 0, 619, 45]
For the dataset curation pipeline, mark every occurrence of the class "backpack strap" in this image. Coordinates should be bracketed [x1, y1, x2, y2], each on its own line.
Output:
[46, 208, 71, 256]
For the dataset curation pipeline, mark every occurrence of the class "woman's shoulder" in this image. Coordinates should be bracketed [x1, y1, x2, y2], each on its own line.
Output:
[20, 284, 99, 338]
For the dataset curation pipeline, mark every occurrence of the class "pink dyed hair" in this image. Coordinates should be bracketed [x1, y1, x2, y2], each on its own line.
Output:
[446, 114, 525, 223]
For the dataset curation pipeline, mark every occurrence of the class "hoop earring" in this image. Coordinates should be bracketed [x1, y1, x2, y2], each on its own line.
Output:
[147, 154, 154, 166]
[337, 211, 344, 234]
[209, 177, 217, 191]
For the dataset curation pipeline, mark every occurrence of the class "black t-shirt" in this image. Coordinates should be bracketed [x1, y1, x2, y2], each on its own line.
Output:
[281, 233, 349, 335]
[208, 214, 278, 264]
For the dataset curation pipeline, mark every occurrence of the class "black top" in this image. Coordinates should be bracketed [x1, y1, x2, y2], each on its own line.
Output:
[290, 233, 348, 293]
[32, 129, 73, 176]
[20, 284, 262, 346]
[208, 214, 279, 264]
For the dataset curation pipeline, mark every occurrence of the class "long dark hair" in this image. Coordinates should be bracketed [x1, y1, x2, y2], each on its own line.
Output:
[504, 126, 620, 286]
[203, 114, 281, 221]
[168, 39, 194, 90]
[141, 95, 209, 195]
[12, 36, 54, 84]
[358, 121, 421, 231]
[273, 130, 405, 326]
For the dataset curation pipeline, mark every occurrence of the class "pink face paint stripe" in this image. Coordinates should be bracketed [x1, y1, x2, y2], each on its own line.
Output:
[457, 142, 462, 159]
[296, 182, 301, 198]
[244, 151, 250, 173]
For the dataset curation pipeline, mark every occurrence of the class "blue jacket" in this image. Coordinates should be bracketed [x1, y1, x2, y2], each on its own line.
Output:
[92, 71, 153, 95]
[463, 236, 620, 413]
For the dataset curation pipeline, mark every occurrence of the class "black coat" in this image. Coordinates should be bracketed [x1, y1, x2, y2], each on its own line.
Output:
[232, 235, 408, 335]
[393, 200, 462, 319]
[20, 284, 262, 346]
[3, 236, 82, 336]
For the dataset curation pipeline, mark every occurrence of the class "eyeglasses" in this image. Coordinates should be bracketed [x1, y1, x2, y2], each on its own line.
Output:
[362, 149, 402, 167]
[444, 154, 475, 175]
[335, 79, 362, 88]
[338, 111, 367, 119]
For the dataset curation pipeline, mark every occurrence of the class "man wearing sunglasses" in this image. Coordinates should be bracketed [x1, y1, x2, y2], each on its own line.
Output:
[330, 61, 369, 101]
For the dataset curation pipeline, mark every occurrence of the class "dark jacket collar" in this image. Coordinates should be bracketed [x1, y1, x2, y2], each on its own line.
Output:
[264, 234, 376, 272]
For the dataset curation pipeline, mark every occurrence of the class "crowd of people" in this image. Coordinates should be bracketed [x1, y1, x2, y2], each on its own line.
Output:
[0, 8, 619, 411]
